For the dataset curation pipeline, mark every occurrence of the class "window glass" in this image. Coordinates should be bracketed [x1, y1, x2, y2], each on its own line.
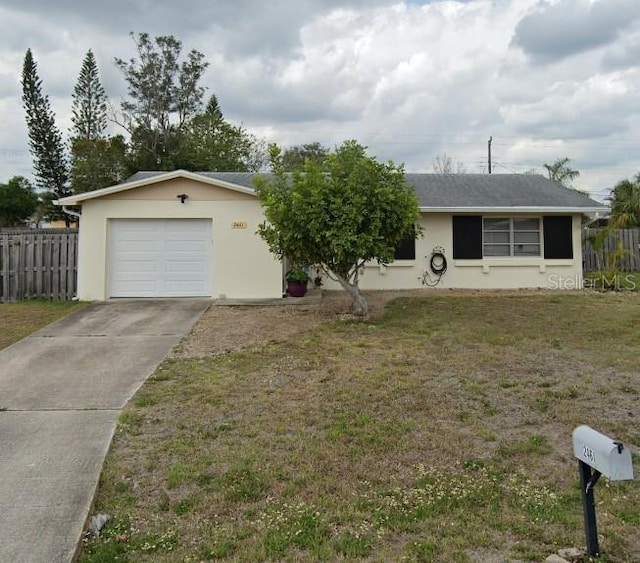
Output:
[514, 231, 540, 244]
[484, 218, 510, 231]
[514, 244, 540, 256]
[514, 218, 539, 231]
[484, 231, 510, 244]
[482, 217, 540, 257]
[484, 244, 511, 256]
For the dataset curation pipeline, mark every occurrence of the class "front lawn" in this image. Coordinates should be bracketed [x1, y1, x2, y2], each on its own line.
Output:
[83, 293, 640, 562]
[584, 271, 640, 292]
[0, 300, 87, 350]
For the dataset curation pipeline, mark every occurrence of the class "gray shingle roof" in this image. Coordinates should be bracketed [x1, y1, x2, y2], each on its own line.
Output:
[404, 173, 603, 209]
[121, 171, 605, 210]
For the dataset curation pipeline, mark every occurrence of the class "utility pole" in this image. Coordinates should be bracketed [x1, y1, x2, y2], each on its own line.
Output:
[488, 136, 492, 174]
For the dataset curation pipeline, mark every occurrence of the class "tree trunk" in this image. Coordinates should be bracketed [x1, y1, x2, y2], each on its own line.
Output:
[333, 274, 368, 317]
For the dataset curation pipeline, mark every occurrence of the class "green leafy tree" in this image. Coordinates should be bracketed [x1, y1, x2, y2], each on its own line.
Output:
[71, 49, 107, 140]
[175, 95, 265, 171]
[282, 142, 329, 171]
[70, 136, 128, 193]
[256, 141, 421, 316]
[21, 49, 69, 201]
[0, 176, 38, 227]
[114, 32, 209, 170]
[609, 174, 640, 227]
[543, 157, 579, 187]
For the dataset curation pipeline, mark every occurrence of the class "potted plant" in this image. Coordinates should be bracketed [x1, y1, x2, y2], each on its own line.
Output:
[285, 267, 311, 297]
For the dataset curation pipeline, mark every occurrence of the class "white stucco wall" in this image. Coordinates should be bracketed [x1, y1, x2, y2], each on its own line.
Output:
[76, 175, 587, 300]
[323, 213, 585, 291]
[76, 191, 282, 300]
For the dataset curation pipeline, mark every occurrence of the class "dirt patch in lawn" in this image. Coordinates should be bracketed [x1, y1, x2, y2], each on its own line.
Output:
[174, 288, 557, 358]
[173, 289, 419, 358]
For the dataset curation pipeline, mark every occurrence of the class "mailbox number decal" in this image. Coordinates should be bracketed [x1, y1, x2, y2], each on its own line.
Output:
[582, 445, 596, 464]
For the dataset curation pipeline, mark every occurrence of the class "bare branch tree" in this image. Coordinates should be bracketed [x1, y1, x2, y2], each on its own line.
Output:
[432, 153, 466, 174]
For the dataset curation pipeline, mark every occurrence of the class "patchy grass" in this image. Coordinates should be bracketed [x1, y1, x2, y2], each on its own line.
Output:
[0, 299, 87, 350]
[82, 293, 640, 562]
[584, 271, 640, 292]
[625, 272, 640, 291]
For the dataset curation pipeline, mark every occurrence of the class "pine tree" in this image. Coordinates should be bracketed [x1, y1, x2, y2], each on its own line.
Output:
[69, 50, 126, 193]
[21, 49, 69, 199]
[71, 49, 107, 140]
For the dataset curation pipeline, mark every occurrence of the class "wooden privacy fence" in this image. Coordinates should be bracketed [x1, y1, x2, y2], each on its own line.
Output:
[582, 228, 640, 272]
[0, 229, 78, 301]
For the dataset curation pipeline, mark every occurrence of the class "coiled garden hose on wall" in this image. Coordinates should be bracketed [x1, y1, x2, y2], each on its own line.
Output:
[422, 246, 447, 286]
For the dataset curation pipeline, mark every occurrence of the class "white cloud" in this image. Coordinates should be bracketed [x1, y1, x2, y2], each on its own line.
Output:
[512, 0, 640, 63]
[0, 0, 639, 200]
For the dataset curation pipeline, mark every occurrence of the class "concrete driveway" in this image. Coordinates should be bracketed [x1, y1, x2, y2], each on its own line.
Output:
[0, 299, 210, 563]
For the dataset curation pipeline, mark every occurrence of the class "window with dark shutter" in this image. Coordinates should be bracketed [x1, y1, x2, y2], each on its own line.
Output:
[394, 236, 416, 260]
[543, 216, 573, 259]
[453, 215, 482, 259]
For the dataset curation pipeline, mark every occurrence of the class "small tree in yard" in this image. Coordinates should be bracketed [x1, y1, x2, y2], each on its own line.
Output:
[0, 176, 38, 227]
[256, 141, 421, 316]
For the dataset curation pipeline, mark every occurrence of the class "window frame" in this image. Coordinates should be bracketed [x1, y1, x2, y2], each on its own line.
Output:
[482, 217, 541, 258]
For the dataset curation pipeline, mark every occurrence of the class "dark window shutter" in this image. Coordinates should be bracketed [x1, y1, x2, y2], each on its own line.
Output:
[453, 215, 482, 259]
[543, 216, 573, 259]
[394, 236, 415, 260]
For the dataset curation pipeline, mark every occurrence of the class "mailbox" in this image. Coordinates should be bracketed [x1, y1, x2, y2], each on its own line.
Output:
[572, 425, 635, 556]
[572, 425, 634, 481]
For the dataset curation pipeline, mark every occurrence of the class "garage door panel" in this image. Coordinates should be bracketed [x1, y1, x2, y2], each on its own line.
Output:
[122, 240, 161, 252]
[109, 219, 212, 297]
[165, 260, 206, 273]
[116, 261, 160, 273]
[116, 252, 161, 261]
[165, 220, 207, 231]
[164, 251, 208, 261]
[116, 271, 162, 281]
[114, 280, 160, 293]
[165, 280, 209, 292]
[118, 223, 157, 232]
[165, 240, 208, 252]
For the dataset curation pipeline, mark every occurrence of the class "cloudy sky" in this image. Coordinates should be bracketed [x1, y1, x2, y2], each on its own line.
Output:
[2, 0, 640, 201]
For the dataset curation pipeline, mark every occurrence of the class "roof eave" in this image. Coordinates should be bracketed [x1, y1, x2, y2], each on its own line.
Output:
[418, 206, 609, 214]
[54, 169, 257, 206]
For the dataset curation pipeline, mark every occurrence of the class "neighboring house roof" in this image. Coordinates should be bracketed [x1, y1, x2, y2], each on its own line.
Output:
[56, 169, 608, 213]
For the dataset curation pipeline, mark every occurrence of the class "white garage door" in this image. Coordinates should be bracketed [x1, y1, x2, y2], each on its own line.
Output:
[108, 219, 212, 297]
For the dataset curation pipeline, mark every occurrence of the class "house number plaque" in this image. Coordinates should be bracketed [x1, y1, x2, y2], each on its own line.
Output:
[232, 221, 248, 229]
